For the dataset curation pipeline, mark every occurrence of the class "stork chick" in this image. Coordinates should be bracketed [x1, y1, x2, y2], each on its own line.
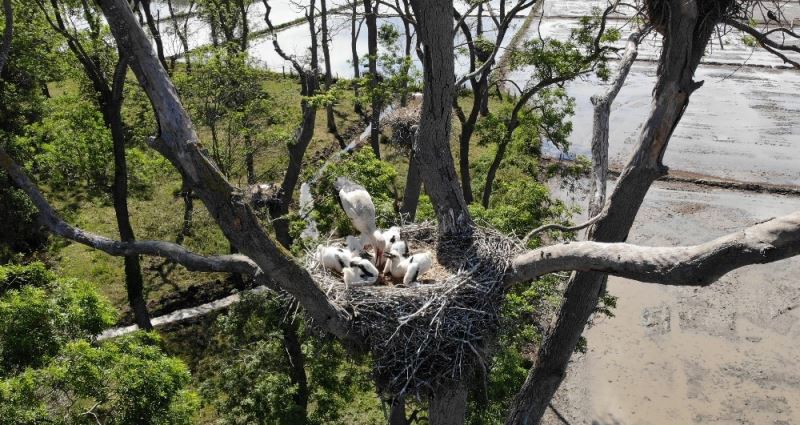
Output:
[334, 177, 386, 266]
[403, 251, 433, 286]
[343, 257, 380, 289]
[318, 246, 353, 274]
[382, 226, 402, 251]
[383, 240, 411, 279]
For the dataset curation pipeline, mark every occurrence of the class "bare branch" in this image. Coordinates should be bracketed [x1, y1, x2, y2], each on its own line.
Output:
[723, 18, 799, 69]
[588, 29, 647, 216]
[0, 149, 263, 278]
[507, 210, 800, 286]
[520, 212, 605, 245]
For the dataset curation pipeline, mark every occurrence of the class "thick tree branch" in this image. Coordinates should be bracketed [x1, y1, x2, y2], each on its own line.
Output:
[507, 211, 800, 285]
[0, 149, 263, 278]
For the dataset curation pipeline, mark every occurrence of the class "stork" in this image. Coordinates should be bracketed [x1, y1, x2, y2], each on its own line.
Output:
[383, 240, 411, 279]
[382, 226, 402, 252]
[318, 246, 354, 274]
[343, 257, 380, 289]
[334, 177, 386, 266]
[402, 252, 433, 286]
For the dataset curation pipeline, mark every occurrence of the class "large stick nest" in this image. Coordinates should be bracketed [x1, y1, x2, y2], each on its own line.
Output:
[304, 223, 524, 399]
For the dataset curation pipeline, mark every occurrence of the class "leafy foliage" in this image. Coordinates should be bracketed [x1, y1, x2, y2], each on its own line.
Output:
[302, 148, 399, 242]
[0, 263, 197, 424]
[0, 264, 116, 374]
[199, 292, 369, 424]
[1, 333, 198, 425]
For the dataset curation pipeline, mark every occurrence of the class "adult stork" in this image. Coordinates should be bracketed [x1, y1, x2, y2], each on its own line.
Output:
[334, 177, 386, 266]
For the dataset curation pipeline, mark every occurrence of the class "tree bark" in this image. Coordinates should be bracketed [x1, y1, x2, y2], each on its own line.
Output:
[408, 0, 470, 233]
[351, 1, 364, 116]
[281, 319, 310, 421]
[400, 151, 422, 220]
[138, 0, 168, 72]
[481, 134, 510, 208]
[505, 1, 717, 422]
[388, 396, 408, 425]
[428, 386, 468, 425]
[166, 0, 193, 72]
[107, 68, 152, 330]
[364, 0, 381, 158]
[588, 33, 641, 216]
[320, 0, 340, 144]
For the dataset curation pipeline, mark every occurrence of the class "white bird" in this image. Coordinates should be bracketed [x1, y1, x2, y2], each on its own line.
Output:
[382, 226, 402, 252]
[402, 251, 433, 286]
[343, 257, 380, 289]
[334, 177, 386, 265]
[345, 235, 366, 255]
[383, 241, 411, 279]
[318, 246, 354, 274]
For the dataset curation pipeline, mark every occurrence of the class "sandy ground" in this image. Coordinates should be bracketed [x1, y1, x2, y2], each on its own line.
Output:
[542, 181, 800, 425]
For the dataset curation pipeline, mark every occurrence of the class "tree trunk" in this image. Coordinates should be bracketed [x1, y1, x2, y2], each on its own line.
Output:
[138, 0, 168, 72]
[245, 133, 255, 185]
[237, 0, 249, 52]
[108, 104, 152, 330]
[175, 180, 193, 245]
[388, 396, 408, 425]
[166, 0, 192, 72]
[505, 2, 716, 422]
[457, 73, 486, 205]
[408, 0, 470, 233]
[481, 126, 512, 208]
[351, 1, 364, 116]
[400, 151, 422, 220]
[364, 0, 381, 158]
[428, 386, 468, 425]
[320, 0, 340, 145]
[281, 319, 310, 421]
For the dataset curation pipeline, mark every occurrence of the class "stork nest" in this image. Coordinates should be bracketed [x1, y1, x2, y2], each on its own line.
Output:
[304, 222, 524, 399]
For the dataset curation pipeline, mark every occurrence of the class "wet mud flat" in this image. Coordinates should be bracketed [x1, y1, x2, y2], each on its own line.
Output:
[544, 181, 800, 425]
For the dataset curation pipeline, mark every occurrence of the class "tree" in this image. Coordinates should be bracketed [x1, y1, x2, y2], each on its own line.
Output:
[2, 0, 799, 423]
[0, 263, 198, 425]
[33, 0, 153, 329]
[453, 0, 538, 205]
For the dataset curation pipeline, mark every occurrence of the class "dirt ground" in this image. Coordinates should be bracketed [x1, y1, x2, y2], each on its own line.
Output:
[543, 181, 800, 425]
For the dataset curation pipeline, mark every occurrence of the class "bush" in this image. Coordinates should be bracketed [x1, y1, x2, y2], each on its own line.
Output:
[0, 333, 199, 425]
[0, 270, 116, 374]
[0, 183, 48, 262]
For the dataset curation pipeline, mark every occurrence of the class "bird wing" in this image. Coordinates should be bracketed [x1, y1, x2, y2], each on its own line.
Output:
[339, 187, 376, 235]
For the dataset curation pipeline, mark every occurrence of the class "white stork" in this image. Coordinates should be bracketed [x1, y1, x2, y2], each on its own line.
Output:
[318, 246, 354, 274]
[402, 252, 432, 286]
[334, 177, 386, 266]
[382, 226, 402, 252]
[343, 257, 380, 289]
[383, 240, 411, 279]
